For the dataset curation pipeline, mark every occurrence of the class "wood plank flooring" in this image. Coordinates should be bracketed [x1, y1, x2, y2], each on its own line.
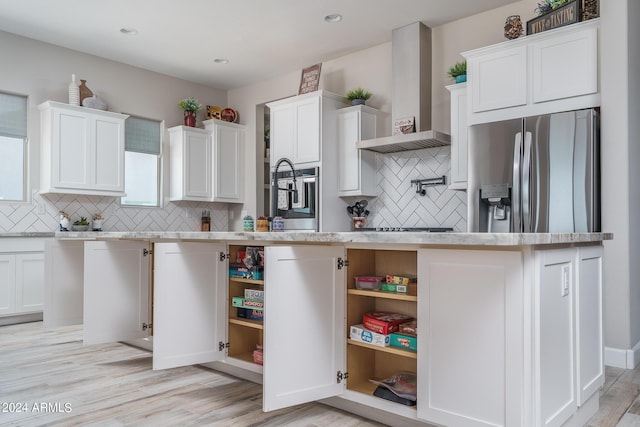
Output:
[0, 321, 638, 426]
[0, 322, 382, 427]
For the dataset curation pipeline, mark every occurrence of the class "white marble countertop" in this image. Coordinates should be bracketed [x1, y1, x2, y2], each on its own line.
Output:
[53, 230, 613, 246]
[0, 232, 55, 238]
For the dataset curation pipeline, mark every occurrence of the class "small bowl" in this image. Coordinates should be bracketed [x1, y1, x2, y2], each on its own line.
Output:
[72, 225, 90, 232]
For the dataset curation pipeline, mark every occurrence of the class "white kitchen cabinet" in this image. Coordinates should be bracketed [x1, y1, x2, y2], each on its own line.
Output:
[39, 101, 128, 196]
[0, 239, 45, 317]
[463, 19, 600, 125]
[532, 27, 598, 104]
[268, 90, 347, 167]
[43, 239, 84, 328]
[417, 249, 524, 426]
[204, 119, 245, 203]
[468, 45, 528, 114]
[535, 246, 604, 427]
[169, 126, 212, 201]
[446, 83, 468, 190]
[83, 240, 151, 346]
[263, 245, 346, 411]
[153, 242, 226, 370]
[337, 105, 381, 197]
[169, 121, 245, 203]
[269, 93, 320, 165]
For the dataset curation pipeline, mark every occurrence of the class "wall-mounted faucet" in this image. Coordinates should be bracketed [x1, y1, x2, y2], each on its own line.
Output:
[271, 157, 299, 216]
[410, 176, 447, 196]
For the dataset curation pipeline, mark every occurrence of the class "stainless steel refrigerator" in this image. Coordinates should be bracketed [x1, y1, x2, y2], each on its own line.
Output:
[467, 109, 600, 233]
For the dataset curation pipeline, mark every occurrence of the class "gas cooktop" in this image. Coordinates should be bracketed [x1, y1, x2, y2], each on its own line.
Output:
[355, 227, 454, 232]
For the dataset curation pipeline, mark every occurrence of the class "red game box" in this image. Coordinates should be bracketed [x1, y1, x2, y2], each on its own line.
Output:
[362, 312, 413, 335]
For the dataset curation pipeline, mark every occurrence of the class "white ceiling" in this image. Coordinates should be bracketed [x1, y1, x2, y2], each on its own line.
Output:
[0, 0, 516, 90]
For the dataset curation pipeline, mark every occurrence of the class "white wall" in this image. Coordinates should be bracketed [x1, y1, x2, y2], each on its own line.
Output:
[0, 30, 230, 232]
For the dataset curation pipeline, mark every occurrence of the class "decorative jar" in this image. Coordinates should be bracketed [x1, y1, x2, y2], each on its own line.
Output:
[184, 110, 197, 127]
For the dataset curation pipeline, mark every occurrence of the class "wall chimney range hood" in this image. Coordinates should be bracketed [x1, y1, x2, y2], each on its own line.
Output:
[356, 22, 450, 153]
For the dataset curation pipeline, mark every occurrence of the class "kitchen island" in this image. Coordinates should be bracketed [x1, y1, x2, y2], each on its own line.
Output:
[44, 231, 611, 427]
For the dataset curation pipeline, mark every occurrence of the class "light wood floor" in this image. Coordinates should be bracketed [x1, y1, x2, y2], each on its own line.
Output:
[0, 321, 638, 427]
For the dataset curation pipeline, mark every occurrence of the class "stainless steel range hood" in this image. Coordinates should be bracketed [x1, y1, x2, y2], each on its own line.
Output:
[356, 22, 450, 153]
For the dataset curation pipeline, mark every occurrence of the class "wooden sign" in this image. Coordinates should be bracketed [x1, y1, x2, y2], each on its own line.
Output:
[527, 0, 580, 35]
[298, 63, 322, 95]
[393, 117, 415, 135]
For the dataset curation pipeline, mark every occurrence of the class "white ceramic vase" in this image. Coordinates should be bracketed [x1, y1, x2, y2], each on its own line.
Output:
[68, 74, 80, 106]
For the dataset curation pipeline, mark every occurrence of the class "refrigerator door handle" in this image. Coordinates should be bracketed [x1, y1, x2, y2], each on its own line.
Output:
[512, 132, 522, 233]
[522, 132, 533, 232]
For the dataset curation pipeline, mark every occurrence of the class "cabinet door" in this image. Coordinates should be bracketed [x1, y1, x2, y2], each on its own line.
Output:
[0, 255, 16, 315]
[448, 83, 468, 189]
[184, 130, 212, 199]
[93, 116, 125, 192]
[52, 108, 91, 189]
[337, 109, 360, 193]
[575, 246, 604, 406]
[532, 27, 598, 104]
[294, 96, 320, 164]
[15, 253, 44, 313]
[470, 45, 527, 113]
[152, 242, 226, 370]
[536, 248, 576, 427]
[263, 245, 346, 411]
[417, 249, 523, 426]
[213, 124, 244, 202]
[43, 240, 84, 328]
[83, 241, 150, 345]
[270, 104, 295, 164]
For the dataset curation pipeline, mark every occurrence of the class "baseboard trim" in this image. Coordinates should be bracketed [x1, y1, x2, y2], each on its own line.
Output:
[0, 312, 43, 326]
[605, 341, 640, 369]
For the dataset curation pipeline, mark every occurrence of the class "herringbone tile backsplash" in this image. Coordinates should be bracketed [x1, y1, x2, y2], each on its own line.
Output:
[1, 146, 465, 233]
[0, 193, 228, 233]
[365, 146, 467, 231]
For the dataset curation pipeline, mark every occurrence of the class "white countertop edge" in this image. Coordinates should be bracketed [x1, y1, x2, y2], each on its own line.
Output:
[52, 231, 613, 246]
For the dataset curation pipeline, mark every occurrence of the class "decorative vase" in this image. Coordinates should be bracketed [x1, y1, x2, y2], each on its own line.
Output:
[455, 75, 467, 84]
[256, 219, 269, 232]
[504, 15, 523, 40]
[272, 216, 285, 232]
[351, 99, 366, 106]
[79, 80, 93, 105]
[352, 217, 366, 229]
[184, 110, 196, 127]
[243, 218, 254, 232]
[68, 74, 80, 106]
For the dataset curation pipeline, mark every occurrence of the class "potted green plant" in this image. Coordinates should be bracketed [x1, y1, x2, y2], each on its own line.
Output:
[178, 97, 202, 127]
[345, 87, 372, 106]
[72, 216, 90, 232]
[447, 60, 467, 84]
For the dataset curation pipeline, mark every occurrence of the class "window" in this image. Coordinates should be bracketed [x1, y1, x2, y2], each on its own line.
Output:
[121, 116, 162, 207]
[0, 92, 27, 202]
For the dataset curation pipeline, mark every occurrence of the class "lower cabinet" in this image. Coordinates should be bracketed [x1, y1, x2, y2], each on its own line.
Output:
[45, 240, 604, 426]
[418, 249, 525, 426]
[0, 239, 45, 317]
[535, 245, 604, 427]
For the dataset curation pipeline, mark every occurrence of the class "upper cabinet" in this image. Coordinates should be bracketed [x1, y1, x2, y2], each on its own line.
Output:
[169, 120, 245, 203]
[337, 105, 382, 197]
[463, 19, 600, 125]
[267, 91, 347, 166]
[39, 101, 128, 196]
[446, 83, 468, 191]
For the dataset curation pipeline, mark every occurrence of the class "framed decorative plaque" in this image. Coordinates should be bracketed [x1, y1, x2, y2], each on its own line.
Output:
[298, 63, 322, 95]
[393, 116, 416, 135]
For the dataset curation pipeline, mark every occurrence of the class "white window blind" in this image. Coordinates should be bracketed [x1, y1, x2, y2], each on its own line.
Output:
[0, 91, 27, 201]
[125, 116, 161, 155]
[0, 92, 27, 139]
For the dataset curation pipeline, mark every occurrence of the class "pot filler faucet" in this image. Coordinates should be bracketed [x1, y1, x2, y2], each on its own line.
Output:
[271, 157, 299, 216]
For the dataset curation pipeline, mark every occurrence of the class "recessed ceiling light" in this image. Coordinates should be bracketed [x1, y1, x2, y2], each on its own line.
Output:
[324, 14, 342, 23]
[120, 27, 138, 36]
[214, 58, 229, 64]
